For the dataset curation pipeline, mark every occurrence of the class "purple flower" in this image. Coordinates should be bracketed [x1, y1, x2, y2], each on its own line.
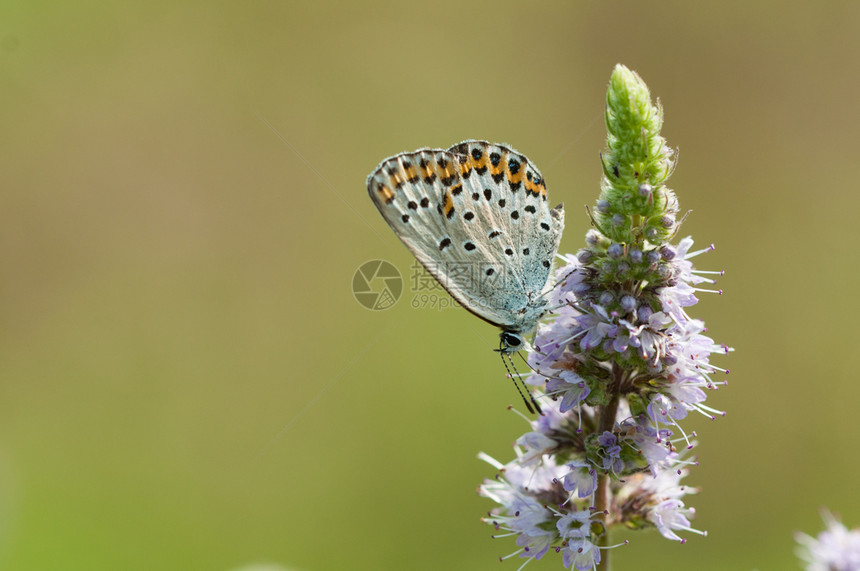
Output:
[619, 419, 673, 475]
[546, 370, 591, 413]
[515, 431, 557, 466]
[477, 65, 728, 568]
[562, 461, 598, 499]
[561, 537, 601, 571]
[598, 432, 624, 474]
[649, 499, 698, 542]
[796, 510, 860, 571]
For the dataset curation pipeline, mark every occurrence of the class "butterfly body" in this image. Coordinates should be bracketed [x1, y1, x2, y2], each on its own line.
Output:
[367, 140, 564, 353]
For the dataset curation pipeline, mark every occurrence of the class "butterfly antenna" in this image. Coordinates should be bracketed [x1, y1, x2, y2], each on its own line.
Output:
[516, 343, 557, 395]
[499, 348, 542, 415]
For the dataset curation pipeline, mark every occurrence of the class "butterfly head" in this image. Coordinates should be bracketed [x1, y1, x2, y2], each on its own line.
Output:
[498, 331, 525, 354]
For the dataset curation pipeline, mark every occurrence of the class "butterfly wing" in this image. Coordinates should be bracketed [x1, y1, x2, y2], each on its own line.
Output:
[367, 140, 564, 330]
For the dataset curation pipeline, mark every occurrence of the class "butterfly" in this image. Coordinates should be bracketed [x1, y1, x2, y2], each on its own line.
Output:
[367, 141, 564, 409]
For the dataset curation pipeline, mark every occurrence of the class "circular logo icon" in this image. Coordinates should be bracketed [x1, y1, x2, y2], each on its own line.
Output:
[352, 260, 403, 310]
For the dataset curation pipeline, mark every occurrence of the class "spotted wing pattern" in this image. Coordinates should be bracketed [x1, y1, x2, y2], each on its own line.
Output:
[367, 140, 564, 332]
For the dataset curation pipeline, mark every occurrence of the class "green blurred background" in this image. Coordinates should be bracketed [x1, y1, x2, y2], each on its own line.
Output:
[1, 1, 858, 569]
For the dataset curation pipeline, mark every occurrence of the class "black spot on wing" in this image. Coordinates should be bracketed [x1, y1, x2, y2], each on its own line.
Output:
[450, 142, 469, 155]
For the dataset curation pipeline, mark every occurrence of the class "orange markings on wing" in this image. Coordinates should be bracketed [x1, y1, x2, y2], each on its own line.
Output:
[506, 160, 525, 185]
[436, 158, 456, 181]
[470, 151, 488, 171]
[442, 191, 455, 217]
[524, 176, 547, 197]
[420, 158, 434, 179]
[459, 160, 473, 177]
[489, 154, 505, 178]
[378, 184, 394, 202]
